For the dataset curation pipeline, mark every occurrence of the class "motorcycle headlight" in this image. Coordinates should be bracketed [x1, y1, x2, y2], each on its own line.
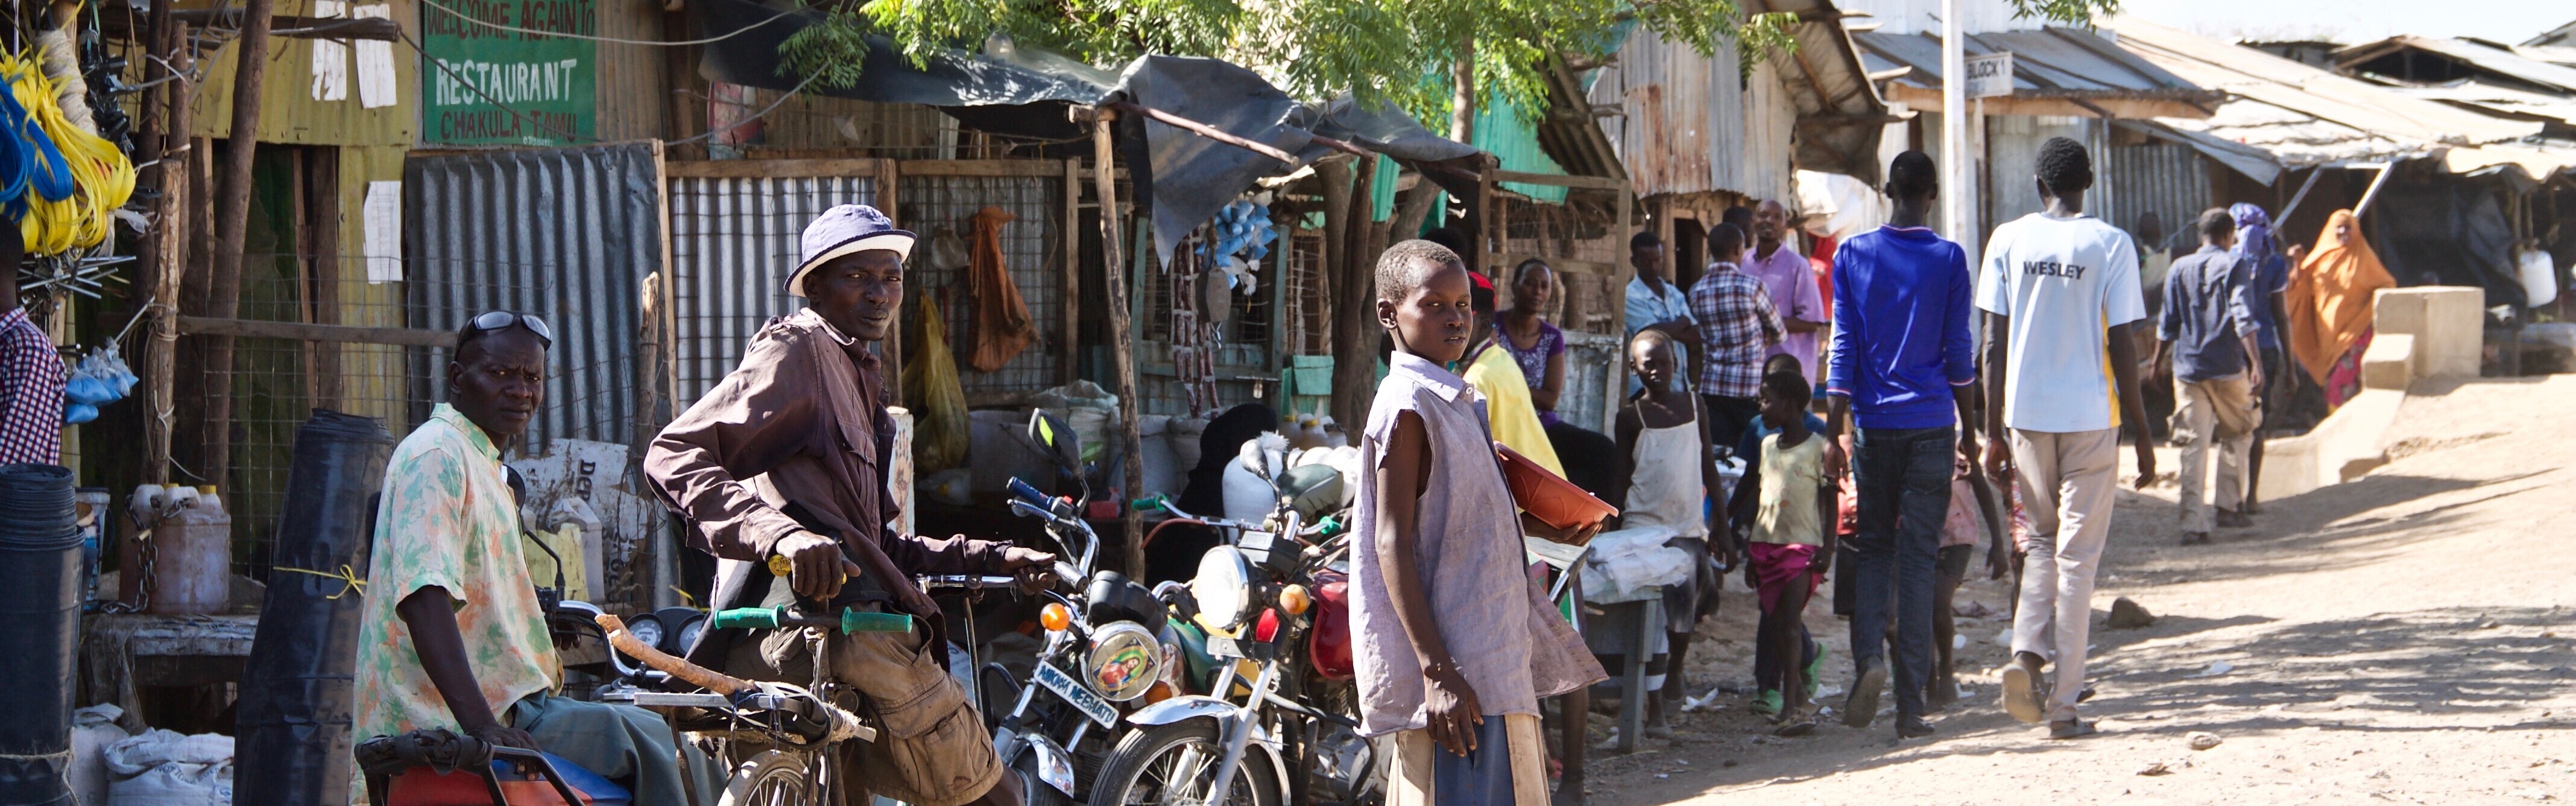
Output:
[1084, 622, 1164, 701]
[1189, 546, 1256, 632]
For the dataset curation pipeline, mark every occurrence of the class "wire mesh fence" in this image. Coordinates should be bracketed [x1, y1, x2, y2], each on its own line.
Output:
[901, 172, 1069, 400]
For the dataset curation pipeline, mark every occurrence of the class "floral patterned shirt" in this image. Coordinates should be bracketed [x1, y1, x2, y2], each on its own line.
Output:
[355, 403, 558, 741]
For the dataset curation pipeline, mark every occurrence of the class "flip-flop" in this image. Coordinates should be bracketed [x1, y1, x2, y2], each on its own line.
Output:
[2001, 664, 2045, 724]
[1775, 718, 1818, 738]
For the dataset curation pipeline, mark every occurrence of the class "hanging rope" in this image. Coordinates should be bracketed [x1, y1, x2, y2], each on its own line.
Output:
[1, 34, 136, 255]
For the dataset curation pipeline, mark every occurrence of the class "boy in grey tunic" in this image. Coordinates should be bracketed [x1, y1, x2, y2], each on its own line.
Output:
[1351, 240, 1607, 805]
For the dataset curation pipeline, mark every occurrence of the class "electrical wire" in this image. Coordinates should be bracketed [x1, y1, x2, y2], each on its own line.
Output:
[415, 0, 792, 46]
[666, 70, 822, 145]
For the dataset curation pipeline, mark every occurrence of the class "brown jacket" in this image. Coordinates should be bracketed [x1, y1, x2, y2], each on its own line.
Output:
[645, 309, 1002, 664]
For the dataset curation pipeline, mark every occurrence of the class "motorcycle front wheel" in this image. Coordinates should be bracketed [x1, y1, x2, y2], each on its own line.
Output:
[1088, 721, 1281, 806]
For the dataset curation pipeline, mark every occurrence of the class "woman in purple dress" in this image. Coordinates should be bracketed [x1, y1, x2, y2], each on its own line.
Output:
[1497, 258, 1568, 425]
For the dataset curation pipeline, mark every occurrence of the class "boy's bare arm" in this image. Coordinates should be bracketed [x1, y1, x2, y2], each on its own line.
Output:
[1693, 395, 1734, 569]
[1377, 411, 1484, 755]
[1811, 481, 1838, 577]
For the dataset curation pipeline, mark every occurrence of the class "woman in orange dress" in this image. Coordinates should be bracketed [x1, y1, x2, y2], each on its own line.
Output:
[2283, 209, 2396, 410]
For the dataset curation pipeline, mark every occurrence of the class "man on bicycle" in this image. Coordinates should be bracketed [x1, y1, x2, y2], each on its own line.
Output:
[646, 204, 1053, 806]
[356, 311, 719, 804]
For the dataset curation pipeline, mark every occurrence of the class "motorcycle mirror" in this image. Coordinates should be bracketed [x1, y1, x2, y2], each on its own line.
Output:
[1026, 410, 1082, 474]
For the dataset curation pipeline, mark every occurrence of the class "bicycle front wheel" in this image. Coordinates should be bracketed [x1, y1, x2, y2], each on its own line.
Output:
[717, 749, 814, 806]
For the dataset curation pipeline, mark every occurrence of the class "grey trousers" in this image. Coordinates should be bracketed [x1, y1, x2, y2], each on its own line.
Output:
[510, 692, 724, 805]
[2006, 428, 2120, 723]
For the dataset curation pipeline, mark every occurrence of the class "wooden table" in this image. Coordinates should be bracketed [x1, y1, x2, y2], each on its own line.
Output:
[79, 614, 261, 723]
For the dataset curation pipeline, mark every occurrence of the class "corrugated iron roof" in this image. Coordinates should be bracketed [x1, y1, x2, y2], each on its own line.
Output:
[2333, 36, 2576, 95]
[2107, 15, 2543, 170]
[1856, 27, 2203, 98]
[1744, 0, 1892, 183]
[2385, 82, 2576, 129]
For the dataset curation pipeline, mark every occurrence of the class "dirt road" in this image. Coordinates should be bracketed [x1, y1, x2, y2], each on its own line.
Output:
[1577, 375, 2576, 805]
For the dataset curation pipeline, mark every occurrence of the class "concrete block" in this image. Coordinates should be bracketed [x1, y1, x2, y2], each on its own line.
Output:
[2255, 388, 2404, 502]
[2360, 333, 2416, 390]
[2373, 287, 2484, 380]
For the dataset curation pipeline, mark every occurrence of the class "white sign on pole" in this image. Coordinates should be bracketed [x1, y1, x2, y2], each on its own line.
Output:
[1965, 52, 2015, 99]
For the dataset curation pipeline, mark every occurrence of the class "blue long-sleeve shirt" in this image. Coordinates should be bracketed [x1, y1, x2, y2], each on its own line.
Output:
[1825, 226, 1978, 430]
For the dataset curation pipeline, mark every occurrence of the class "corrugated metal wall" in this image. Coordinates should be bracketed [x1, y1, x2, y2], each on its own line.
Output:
[666, 173, 879, 406]
[2104, 142, 2214, 249]
[406, 142, 665, 449]
[1984, 115, 2094, 227]
[1587, 30, 1759, 198]
[1740, 62, 1799, 204]
[903, 173, 1067, 400]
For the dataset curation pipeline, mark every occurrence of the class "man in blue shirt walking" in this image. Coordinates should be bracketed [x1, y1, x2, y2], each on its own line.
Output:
[1819, 151, 1980, 739]
[2153, 208, 2265, 545]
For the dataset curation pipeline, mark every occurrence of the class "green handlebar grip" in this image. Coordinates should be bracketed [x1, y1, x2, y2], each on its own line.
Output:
[712, 607, 786, 630]
[840, 611, 915, 633]
[712, 606, 913, 634]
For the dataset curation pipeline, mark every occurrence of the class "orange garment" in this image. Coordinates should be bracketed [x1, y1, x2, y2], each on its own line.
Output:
[965, 206, 1036, 372]
[2283, 209, 2394, 383]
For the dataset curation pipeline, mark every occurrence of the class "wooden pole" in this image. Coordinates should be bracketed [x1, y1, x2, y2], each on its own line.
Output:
[1091, 111, 1147, 576]
[1319, 159, 1365, 425]
[140, 14, 191, 485]
[199, 0, 279, 490]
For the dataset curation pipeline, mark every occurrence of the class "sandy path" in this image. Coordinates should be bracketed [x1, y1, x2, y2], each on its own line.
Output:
[1573, 375, 2576, 805]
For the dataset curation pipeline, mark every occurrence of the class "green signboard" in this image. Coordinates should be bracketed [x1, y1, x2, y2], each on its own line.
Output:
[420, 0, 596, 145]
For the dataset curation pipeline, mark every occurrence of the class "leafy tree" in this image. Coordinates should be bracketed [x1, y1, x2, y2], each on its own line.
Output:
[780, 0, 1800, 127]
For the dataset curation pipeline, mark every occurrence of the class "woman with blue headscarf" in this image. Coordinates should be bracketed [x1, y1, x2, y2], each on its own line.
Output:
[2229, 203, 2291, 512]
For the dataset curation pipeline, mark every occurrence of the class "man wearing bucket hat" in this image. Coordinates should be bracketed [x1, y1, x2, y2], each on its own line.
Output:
[647, 204, 1053, 806]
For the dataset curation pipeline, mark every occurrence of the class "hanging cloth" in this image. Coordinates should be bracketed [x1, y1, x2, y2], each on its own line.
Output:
[965, 206, 1037, 372]
[2284, 209, 2395, 384]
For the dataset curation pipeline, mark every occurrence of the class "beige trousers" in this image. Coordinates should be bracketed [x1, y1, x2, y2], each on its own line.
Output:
[2171, 375, 2259, 534]
[2008, 428, 2120, 723]
[1386, 713, 1548, 806]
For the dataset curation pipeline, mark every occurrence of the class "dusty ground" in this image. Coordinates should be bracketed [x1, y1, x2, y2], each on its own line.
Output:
[1569, 375, 2576, 805]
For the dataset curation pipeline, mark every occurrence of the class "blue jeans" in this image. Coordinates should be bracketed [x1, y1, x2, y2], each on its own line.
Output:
[1849, 425, 1955, 717]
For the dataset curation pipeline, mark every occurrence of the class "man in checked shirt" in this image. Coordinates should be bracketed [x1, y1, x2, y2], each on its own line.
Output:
[0, 227, 66, 466]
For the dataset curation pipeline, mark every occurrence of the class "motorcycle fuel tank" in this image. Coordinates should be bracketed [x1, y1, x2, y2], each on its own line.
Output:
[1308, 579, 1353, 680]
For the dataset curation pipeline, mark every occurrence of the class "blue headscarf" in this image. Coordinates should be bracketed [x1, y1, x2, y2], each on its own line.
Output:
[2230, 203, 2276, 259]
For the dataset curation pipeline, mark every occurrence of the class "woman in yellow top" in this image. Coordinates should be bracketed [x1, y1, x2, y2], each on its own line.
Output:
[1458, 271, 1566, 476]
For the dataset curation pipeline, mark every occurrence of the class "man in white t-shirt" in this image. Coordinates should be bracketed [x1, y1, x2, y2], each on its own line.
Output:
[1975, 137, 2156, 740]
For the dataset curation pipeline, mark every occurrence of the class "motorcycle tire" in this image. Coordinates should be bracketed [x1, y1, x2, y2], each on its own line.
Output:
[718, 749, 814, 806]
[1088, 721, 1281, 806]
[1014, 749, 1072, 806]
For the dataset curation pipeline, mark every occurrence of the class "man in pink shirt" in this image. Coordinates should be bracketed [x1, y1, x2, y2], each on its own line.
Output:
[1746, 199, 1829, 379]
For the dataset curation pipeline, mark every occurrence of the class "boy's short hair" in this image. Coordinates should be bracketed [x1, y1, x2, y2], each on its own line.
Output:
[2197, 207, 2236, 241]
[1887, 150, 1937, 199]
[1630, 230, 1662, 252]
[2036, 136, 2094, 198]
[1761, 369, 1811, 407]
[1762, 352, 1802, 378]
[1375, 240, 1463, 303]
[1706, 222, 1747, 261]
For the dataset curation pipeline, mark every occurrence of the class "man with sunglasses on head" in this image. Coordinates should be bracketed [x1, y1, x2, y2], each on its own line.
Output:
[646, 204, 1055, 806]
[356, 311, 721, 804]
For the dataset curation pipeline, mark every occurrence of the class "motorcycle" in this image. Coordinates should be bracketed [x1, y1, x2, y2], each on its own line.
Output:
[1090, 471, 1380, 806]
[974, 411, 1186, 805]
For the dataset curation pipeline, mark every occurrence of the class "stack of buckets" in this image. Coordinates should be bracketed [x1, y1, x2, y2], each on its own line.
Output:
[0, 464, 86, 805]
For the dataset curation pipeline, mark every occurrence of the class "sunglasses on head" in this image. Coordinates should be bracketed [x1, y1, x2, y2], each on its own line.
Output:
[467, 310, 554, 345]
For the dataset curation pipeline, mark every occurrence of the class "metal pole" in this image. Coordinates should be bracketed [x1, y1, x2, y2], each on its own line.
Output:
[1941, 0, 1969, 245]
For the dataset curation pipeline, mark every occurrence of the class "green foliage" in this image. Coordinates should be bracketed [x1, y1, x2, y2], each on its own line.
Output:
[2004, 0, 2121, 27]
[771, 0, 1784, 128]
[1736, 11, 1798, 80]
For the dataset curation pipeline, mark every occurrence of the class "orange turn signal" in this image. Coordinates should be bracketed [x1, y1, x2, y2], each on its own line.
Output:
[1144, 681, 1176, 705]
[1278, 584, 1312, 616]
[1039, 602, 1073, 632]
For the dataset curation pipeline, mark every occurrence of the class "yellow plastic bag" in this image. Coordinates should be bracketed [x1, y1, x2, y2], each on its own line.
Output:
[903, 293, 970, 472]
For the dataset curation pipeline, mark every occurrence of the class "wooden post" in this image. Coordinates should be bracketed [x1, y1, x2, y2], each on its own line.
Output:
[200, 0, 280, 489]
[875, 157, 904, 390]
[1061, 157, 1082, 384]
[140, 15, 191, 486]
[1091, 111, 1148, 576]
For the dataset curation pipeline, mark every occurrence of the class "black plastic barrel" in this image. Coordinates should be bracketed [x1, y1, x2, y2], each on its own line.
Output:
[0, 463, 82, 806]
[232, 411, 392, 806]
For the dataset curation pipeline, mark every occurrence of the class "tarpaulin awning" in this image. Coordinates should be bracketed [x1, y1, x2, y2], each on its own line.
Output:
[691, 0, 1478, 267]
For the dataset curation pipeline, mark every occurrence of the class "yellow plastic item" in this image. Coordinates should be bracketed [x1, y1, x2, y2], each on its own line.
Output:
[522, 524, 590, 602]
[901, 293, 970, 472]
[1, 37, 135, 255]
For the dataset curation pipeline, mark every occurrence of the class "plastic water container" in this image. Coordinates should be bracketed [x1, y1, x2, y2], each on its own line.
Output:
[146, 486, 231, 615]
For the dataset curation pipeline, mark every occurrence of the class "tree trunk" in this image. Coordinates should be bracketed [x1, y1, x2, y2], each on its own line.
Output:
[1091, 113, 1148, 577]
[1450, 39, 1475, 144]
[199, 0, 278, 489]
